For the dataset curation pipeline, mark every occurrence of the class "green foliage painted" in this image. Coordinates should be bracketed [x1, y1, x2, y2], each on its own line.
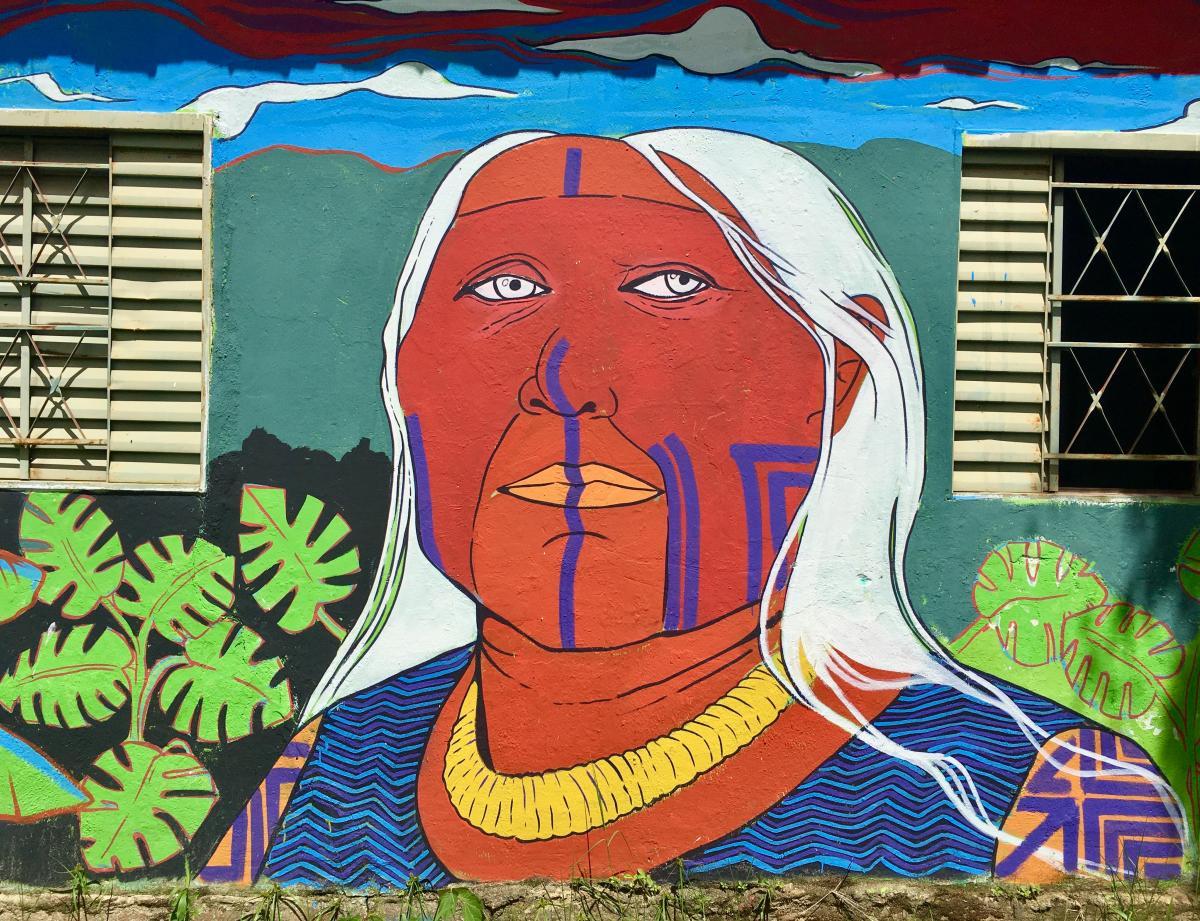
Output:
[0, 724, 87, 821]
[952, 535, 1200, 862]
[1177, 528, 1200, 602]
[1061, 602, 1184, 719]
[116, 536, 235, 642]
[0, 549, 43, 624]
[79, 739, 217, 873]
[19, 493, 123, 619]
[0, 483, 355, 874]
[970, 540, 1108, 666]
[0, 625, 133, 729]
[240, 484, 359, 639]
[159, 619, 293, 743]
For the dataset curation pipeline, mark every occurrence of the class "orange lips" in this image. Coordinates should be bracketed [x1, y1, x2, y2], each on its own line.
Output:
[500, 463, 662, 508]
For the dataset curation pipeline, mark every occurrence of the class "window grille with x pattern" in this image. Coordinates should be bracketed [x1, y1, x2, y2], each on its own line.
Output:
[1049, 155, 1200, 493]
[0, 135, 112, 480]
[0, 119, 209, 488]
[954, 139, 1200, 496]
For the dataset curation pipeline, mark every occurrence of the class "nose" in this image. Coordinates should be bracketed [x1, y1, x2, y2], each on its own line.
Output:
[519, 336, 617, 418]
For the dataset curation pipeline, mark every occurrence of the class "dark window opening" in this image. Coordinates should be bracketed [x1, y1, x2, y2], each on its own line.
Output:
[1054, 153, 1200, 493]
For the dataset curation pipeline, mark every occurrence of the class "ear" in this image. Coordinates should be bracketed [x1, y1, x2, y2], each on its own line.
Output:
[831, 295, 889, 436]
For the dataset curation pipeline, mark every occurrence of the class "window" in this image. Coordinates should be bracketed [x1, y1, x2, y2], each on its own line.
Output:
[0, 111, 210, 488]
[954, 132, 1200, 496]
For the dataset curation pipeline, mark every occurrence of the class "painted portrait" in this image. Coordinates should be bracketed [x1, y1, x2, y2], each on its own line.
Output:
[260, 129, 1185, 886]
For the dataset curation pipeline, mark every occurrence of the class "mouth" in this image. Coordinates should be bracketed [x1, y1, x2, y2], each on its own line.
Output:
[500, 462, 662, 509]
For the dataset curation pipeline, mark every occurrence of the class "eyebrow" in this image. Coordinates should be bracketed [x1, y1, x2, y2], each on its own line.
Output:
[455, 253, 549, 290]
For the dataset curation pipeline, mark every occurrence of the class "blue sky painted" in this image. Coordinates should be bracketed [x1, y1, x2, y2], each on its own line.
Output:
[0, 10, 1197, 166]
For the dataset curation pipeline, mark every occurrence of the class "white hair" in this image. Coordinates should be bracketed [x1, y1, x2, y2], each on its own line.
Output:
[305, 128, 1185, 866]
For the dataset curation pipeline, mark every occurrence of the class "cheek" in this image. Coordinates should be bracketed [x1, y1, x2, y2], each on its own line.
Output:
[396, 318, 535, 586]
[609, 312, 826, 616]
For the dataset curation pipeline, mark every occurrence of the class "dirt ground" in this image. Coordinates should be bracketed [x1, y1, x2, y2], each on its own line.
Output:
[0, 875, 1194, 921]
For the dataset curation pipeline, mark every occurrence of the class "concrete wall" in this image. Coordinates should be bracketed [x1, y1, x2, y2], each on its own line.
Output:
[0, 2, 1195, 890]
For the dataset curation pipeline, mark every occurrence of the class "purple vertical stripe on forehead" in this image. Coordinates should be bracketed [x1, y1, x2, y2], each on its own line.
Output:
[562, 147, 582, 197]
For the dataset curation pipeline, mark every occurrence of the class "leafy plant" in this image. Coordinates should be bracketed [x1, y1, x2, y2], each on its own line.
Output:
[0, 486, 359, 875]
[0, 625, 133, 729]
[0, 549, 42, 623]
[21, 493, 123, 619]
[969, 540, 1109, 666]
[435, 887, 486, 921]
[80, 739, 218, 873]
[952, 537, 1198, 863]
[159, 620, 291, 743]
[240, 485, 360, 640]
[167, 859, 200, 921]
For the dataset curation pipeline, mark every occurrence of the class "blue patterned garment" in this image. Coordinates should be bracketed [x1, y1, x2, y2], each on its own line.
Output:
[264, 647, 1084, 889]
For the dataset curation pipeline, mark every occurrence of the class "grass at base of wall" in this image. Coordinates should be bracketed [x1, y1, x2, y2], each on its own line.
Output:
[0, 872, 1193, 921]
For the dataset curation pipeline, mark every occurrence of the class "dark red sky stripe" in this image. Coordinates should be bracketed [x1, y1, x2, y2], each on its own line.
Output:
[0, 0, 1196, 75]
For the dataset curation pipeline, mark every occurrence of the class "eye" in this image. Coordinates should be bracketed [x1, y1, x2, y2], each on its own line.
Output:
[624, 270, 711, 300]
[464, 274, 549, 302]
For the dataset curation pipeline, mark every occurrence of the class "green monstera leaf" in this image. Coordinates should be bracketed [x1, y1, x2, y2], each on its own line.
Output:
[239, 485, 359, 638]
[1061, 602, 1185, 719]
[0, 549, 43, 624]
[115, 536, 234, 643]
[79, 739, 217, 873]
[0, 626, 133, 729]
[19, 492, 123, 618]
[1177, 528, 1200, 602]
[971, 540, 1109, 666]
[158, 620, 293, 743]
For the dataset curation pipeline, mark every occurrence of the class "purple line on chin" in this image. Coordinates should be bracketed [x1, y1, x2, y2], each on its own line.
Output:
[545, 338, 581, 648]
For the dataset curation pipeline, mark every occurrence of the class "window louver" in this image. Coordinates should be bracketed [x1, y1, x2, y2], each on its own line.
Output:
[953, 146, 1051, 493]
[0, 114, 209, 487]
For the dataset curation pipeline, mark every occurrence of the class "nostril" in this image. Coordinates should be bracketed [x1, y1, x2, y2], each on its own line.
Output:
[529, 397, 551, 412]
[577, 401, 598, 415]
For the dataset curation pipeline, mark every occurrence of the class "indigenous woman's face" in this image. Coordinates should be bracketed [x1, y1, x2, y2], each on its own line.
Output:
[398, 137, 858, 650]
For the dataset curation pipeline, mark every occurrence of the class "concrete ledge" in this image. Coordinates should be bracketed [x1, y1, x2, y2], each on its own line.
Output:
[0, 876, 1194, 921]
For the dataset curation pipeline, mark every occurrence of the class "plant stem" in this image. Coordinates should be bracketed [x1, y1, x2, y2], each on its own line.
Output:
[315, 609, 348, 642]
[102, 598, 147, 742]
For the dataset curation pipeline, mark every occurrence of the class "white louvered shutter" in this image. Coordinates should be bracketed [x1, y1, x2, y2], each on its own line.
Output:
[0, 116, 209, 487]
[953, 147, 1051, 493]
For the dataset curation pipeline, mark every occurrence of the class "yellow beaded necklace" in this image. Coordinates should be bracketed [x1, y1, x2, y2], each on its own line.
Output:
[442, 662, 795, 841]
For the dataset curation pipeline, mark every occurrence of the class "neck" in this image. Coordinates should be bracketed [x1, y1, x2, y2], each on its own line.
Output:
[477, 605, 776, 773]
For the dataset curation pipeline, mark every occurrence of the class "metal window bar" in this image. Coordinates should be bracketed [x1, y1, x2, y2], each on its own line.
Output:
[0, 136, 113, 478]
[1046, 157, 1200, 491]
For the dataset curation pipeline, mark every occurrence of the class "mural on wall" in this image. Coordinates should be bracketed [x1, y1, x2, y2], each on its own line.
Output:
[0, 0, 1197, 892]
[240, 130, 1187, 887]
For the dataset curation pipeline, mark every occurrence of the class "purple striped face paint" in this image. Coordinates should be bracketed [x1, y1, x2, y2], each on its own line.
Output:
[396, 136, 881, 649]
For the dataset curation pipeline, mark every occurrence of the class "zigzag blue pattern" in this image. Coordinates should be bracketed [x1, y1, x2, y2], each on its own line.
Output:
[264, 650, 1084, 886]
[684, 683, 1082, 877]
[264, 647, 472, 890]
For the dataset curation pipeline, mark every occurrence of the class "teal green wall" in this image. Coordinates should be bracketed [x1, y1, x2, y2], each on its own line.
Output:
[211, 140, 1200, 645]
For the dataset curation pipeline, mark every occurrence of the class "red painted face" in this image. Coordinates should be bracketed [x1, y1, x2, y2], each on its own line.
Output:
[397, 136, 866, 650]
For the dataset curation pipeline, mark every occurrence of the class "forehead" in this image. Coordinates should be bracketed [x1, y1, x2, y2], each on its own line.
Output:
[438, 196, 741, 271]
[457, 136, 742, 222]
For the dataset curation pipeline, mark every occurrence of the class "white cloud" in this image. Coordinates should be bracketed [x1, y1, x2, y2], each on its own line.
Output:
[926, 97, 1026, 112]
[334, 0, 555, 11]
[182, 62, 517, 138]
[1003, 57, 1147, 72]
[0, 73, 118, 103]
[539, 7, 881, 78]
[1137, 99, 1200, 132]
